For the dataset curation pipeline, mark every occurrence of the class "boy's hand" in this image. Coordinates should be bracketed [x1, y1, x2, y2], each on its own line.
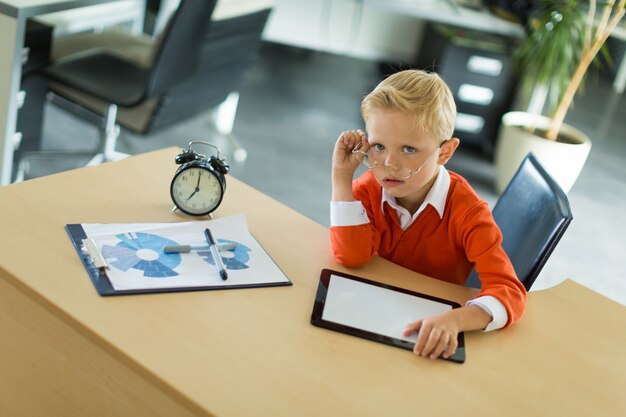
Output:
[332, 129, 368, 179]
[403, 305, 492, 360]
[403, 311, 460, 360]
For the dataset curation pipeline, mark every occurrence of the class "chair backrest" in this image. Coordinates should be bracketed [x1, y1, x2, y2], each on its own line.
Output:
[145, 0, 217, 98]
[466, 152, 573, 290]
[143, 6, 272, 131]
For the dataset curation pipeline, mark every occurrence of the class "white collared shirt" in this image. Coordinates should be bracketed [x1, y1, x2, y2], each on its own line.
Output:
[381, 165, 450, 230]
[330, 165, 508, 331]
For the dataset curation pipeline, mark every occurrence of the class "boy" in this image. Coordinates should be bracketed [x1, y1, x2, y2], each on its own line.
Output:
[330, 69, 526, 360]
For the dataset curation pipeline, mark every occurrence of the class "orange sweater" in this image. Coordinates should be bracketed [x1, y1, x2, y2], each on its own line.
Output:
[330, 170, 526, 327]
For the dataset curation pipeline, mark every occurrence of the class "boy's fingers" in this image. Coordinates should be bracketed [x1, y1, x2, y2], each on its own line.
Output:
[403, 319, 422, 337]
[430, 334, 451, 359]
[442, 337, 458, 359]
[420, 327, 442, 357]
[413, 322, 432, 355]
[360, 137, 370, 152]
[340, 130, 359, 148]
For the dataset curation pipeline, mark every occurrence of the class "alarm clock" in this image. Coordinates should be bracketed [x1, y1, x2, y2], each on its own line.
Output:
[170, 141, 229, 216]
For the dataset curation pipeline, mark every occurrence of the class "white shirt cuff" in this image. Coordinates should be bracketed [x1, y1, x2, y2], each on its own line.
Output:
[330, 201, 369, 227]
[466, 295, 508, 332]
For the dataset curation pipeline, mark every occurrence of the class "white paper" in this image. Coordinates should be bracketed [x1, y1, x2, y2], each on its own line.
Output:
[83, 214, 290, 291]
[322, 274, 452, 343]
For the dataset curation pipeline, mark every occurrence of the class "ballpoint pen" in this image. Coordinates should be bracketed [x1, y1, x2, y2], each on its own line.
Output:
[163, 243, 236, 253]
[204, 228, 228, 280]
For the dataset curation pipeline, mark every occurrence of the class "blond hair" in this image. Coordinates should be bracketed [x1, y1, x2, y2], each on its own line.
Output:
[361, 69, 456, 141]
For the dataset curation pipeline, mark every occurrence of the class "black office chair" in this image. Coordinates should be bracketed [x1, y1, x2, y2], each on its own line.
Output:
[17, 0, 271, 180]
[15, 0, 218, 179]
[465, 153, 573, 291]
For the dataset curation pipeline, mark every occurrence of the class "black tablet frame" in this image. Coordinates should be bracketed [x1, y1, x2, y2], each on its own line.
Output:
[311, 269, 466, 364]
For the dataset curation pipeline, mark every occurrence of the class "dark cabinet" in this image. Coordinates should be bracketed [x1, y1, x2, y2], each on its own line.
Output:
[416, 24, 517, 156]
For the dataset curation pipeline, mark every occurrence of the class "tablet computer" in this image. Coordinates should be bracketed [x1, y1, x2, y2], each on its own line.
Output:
[311, 269, 466, 363]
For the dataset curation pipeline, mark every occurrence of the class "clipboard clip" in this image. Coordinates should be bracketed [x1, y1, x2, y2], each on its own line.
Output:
[81, 238, 109, 269]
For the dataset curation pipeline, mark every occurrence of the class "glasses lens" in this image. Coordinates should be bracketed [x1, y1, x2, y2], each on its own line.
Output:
[360, 153, 375, 169]
[352, 148, 375, 169]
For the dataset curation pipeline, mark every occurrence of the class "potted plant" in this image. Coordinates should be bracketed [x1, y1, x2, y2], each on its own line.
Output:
[494, 0, 625, 193]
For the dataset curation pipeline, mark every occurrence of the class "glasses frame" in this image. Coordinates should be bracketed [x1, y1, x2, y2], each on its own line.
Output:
[352, 139, 448, 180]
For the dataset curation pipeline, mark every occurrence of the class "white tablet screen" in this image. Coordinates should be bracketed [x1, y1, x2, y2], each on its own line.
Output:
[322, 274, 452, 343]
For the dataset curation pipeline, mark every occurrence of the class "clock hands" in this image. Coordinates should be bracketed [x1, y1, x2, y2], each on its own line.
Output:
[186, 171, 203, 201]
[172, 142, 229, 216]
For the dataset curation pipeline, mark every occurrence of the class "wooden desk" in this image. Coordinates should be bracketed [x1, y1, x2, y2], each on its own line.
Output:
[0, 148, 624, 417]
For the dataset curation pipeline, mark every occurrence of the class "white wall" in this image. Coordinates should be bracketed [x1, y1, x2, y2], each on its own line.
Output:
[262, 0, 425, 63]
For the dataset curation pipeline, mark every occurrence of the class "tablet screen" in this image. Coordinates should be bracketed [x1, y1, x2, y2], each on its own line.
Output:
[311, 269, 465, 363]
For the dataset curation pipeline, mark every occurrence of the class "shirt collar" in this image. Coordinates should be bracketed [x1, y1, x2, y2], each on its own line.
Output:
[381, 165, 450, 219]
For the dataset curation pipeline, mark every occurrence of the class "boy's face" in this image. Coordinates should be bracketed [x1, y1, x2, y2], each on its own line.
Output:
[365, 110, 450, 211]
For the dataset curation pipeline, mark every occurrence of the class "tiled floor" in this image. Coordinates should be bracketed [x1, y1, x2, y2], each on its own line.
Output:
[26, 43, 626, 306]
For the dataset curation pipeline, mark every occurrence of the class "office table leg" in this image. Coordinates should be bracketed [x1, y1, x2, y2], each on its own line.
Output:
[0, 14, 24, 185]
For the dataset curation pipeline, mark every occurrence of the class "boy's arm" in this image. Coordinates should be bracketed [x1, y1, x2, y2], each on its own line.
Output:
[331, 129, 366, 202]
[403, 201, 527, 361]
[462, 203, 527, 328]
[330, 130, 379, 266]
[332, 165, 356, 202]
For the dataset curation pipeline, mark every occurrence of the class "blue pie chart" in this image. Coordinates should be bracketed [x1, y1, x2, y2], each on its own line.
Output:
[197, 238, 251, 270]
[101, 232, 181, 278]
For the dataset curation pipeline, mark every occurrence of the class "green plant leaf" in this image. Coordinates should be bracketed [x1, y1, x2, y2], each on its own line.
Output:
[514, 1, 587, 114]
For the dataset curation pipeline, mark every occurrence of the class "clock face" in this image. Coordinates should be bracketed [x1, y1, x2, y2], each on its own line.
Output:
[171, 166, 223, 215]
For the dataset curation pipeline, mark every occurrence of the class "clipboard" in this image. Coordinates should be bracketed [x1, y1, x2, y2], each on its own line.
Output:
[65, 215, 292, 296]
[311, 269, 466, 363]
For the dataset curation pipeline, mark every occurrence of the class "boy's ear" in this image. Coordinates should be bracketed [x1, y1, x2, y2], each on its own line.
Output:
[438, 137, 460, 165]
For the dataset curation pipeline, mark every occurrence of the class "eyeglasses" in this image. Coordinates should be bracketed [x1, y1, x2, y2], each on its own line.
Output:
[351, 140, 447, 180]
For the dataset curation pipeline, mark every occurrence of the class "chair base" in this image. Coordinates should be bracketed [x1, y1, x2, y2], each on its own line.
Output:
[14, 149, 129, 182]
[210, 91, 247, 163]
[14, 101, 129, 182]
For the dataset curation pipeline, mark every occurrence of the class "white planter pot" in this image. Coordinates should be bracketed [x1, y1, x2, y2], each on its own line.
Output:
[494, 111, 592, 194]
